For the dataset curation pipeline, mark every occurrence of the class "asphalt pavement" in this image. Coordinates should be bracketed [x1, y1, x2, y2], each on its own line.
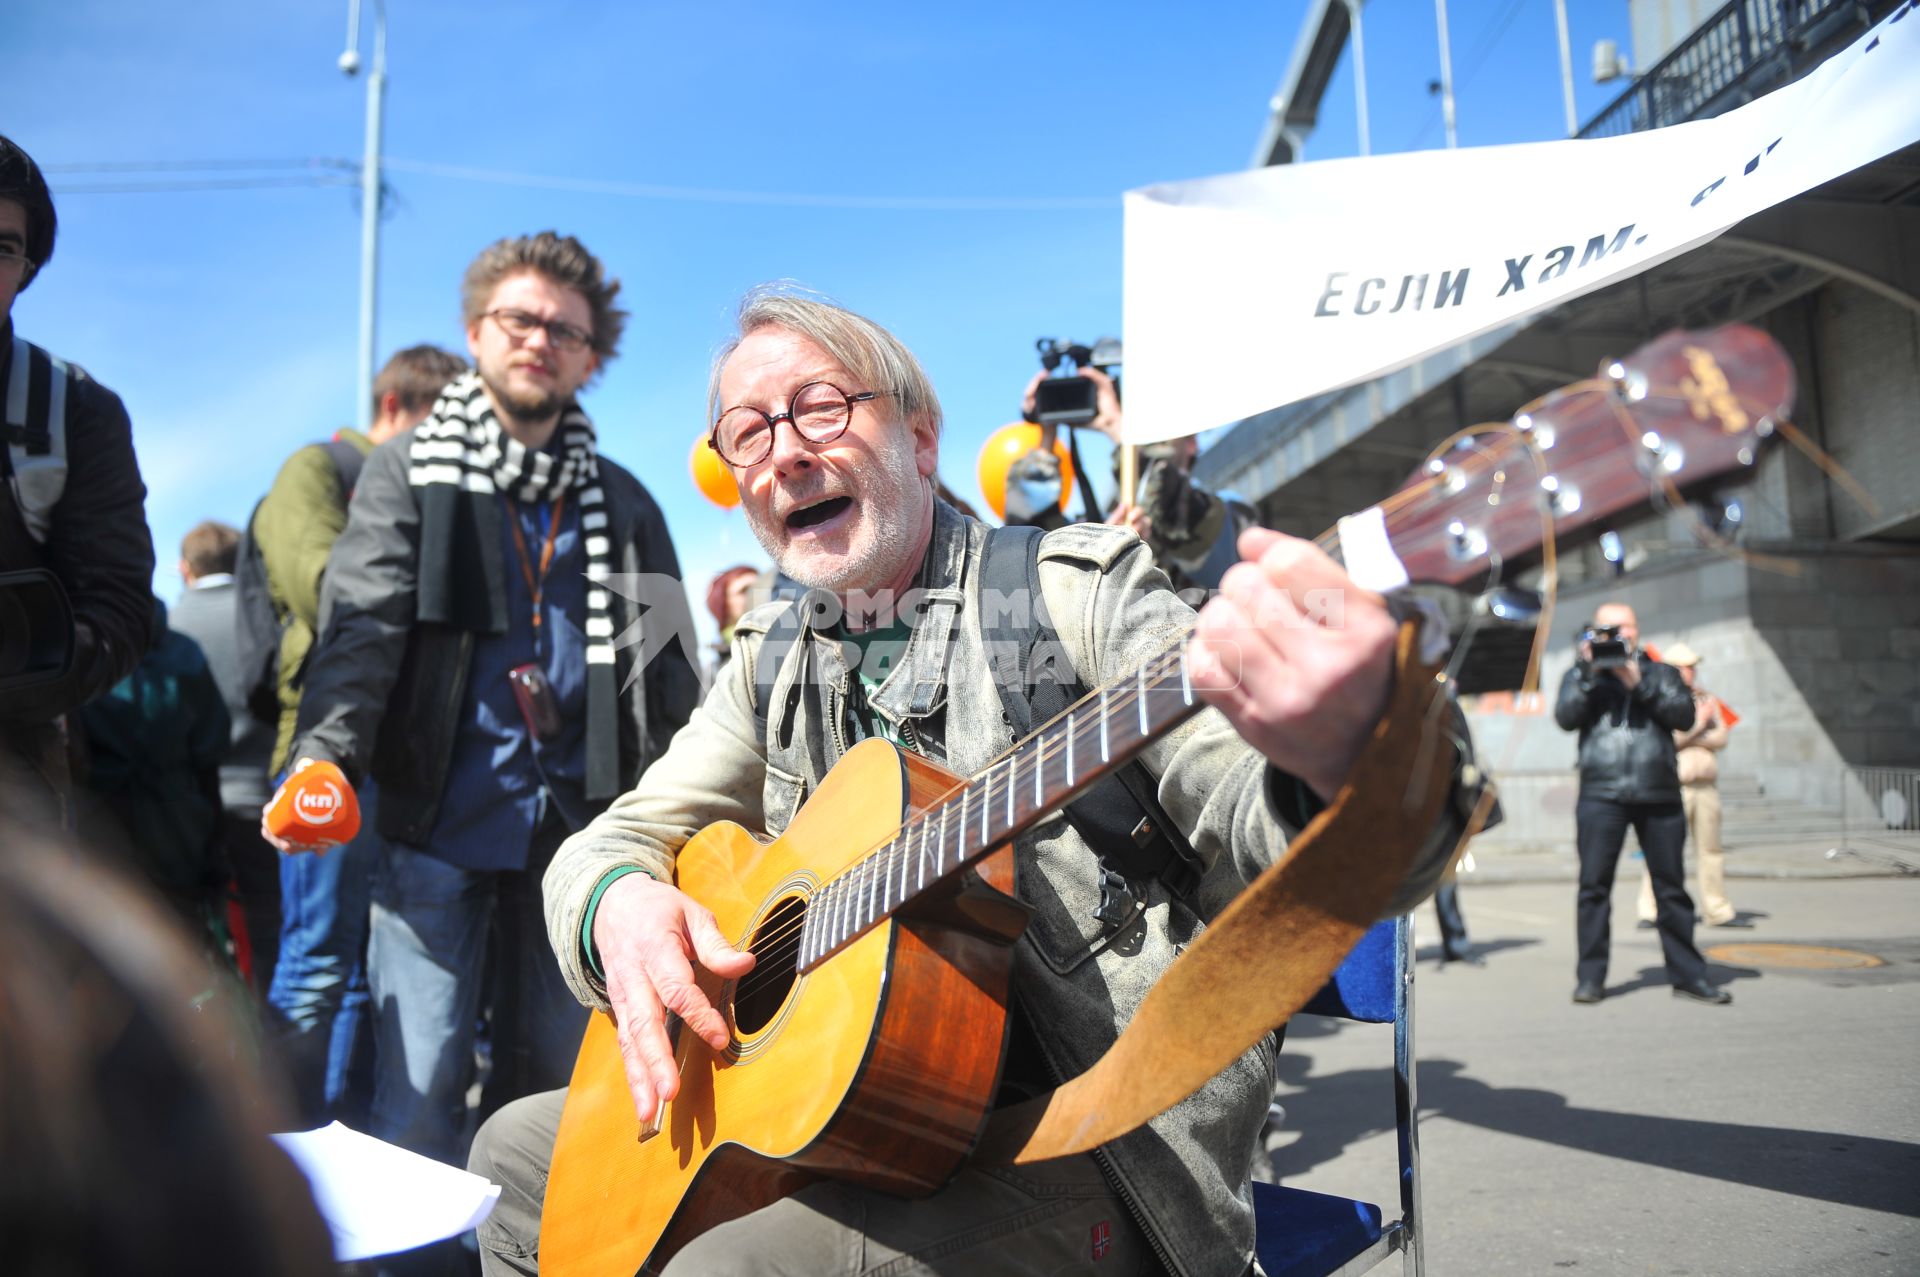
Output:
[1262, 873, 1920, 1276]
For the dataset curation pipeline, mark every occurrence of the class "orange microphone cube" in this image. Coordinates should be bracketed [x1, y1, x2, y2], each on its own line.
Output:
[266, 760, 362, 850]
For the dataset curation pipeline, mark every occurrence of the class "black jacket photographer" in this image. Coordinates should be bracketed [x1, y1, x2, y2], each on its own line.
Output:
[1, 135, 156, 824]
[1554, 627, 1695, 803]
[1552, 602, 1728, 1007]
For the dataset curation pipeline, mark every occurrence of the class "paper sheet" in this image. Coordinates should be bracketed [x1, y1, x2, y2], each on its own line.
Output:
[272, 1122, 501, 1261]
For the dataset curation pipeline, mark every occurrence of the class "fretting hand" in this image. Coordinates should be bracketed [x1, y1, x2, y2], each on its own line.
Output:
[1186, 528, 1399, 803]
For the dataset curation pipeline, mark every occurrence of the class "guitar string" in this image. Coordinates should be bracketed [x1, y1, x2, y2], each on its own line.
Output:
[725, 402, 1541, 988]
[729, 372, 1725, 992]
[732, 400, 1575, 990]
[727, 398, 1600, 994]
[729, 642, 1196, 989]
[728, 644, 1199, 998]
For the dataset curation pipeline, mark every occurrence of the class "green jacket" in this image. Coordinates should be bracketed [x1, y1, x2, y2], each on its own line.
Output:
[252, 429, 373, 772]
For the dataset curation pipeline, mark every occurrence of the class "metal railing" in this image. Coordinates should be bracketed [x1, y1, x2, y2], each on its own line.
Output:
[1577, 0, 1884, 139]
[1842, 766, 1920, 834]
[1464, 765, 1920, 856]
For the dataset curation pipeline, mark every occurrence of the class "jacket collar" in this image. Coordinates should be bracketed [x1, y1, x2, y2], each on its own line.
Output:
[856, 498, 968, 723]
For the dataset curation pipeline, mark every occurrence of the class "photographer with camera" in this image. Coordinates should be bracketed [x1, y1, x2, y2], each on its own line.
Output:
[0, 135, 155, 828]
[1555, 602, 1730, 1006]
[1005, 338, 1251, 594]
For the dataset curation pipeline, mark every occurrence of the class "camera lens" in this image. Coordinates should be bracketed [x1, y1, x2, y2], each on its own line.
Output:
[0, 588, 27, 677]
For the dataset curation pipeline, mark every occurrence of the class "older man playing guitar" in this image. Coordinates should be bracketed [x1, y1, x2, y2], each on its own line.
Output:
[470, 289, 1483, 1277]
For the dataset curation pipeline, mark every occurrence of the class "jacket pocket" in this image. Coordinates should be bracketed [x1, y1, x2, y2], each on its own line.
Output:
[761, 761, 809, 837]
[1018, 820, 1131, 976]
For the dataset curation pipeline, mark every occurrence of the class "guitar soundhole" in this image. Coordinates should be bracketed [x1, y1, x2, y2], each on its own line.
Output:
[732, 894, 806, 1036]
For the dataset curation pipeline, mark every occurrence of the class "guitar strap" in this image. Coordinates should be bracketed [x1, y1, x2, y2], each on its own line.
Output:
[977, 615, 1455, 1165]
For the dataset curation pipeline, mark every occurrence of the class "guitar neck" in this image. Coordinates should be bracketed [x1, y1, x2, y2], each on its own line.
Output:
[796, 639, 1205, 972]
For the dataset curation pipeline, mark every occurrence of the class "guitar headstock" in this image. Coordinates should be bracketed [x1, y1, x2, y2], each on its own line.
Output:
[1378, 323, 1795, 588]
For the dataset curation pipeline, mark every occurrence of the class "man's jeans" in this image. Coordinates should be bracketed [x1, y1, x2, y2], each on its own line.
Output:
[367, 818, 587, 1169]
[269, 807, 378, 1125]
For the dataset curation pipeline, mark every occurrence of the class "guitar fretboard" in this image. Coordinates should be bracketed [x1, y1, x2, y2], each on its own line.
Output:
[795, 641, 1206, 970]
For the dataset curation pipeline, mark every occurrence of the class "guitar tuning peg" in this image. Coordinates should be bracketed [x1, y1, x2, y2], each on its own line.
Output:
[1514, 413, 1555, 450]
[1540, 474, 1582, 516]
[1444, 519, 1489, 562]
[1637, 430, 1686, 476]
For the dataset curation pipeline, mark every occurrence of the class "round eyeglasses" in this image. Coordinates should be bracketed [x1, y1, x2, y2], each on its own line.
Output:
[710, 381, 879, 468]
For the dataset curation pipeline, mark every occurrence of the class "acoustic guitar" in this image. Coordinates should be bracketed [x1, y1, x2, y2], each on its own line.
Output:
[542, 324, 1794, 1275]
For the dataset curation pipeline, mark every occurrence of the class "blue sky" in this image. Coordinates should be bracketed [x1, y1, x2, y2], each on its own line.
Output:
[4, 0, 1632, 645]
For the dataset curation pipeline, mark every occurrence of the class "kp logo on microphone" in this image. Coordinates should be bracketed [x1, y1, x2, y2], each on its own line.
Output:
[294, 778, 346, 826]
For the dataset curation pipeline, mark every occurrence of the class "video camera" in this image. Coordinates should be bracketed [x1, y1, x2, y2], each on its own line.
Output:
[1579, 622, 1635, 671]
[0, 569, 75, 708]
[1028, 336, 1122, 429]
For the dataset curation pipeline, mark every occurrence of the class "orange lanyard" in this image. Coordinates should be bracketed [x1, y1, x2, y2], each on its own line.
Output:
[505, 490, 568, 633]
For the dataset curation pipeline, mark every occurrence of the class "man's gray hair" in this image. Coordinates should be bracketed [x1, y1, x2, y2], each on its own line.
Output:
[709, 286, 942, 439]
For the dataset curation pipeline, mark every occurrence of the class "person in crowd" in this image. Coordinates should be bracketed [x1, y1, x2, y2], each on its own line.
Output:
[1433, 876, 1481, 966]
[270, 232, 701, 1189]
[170, 519, 281, 999]
[1555, 602, 1731, 1006]
[703, 563, 764, 676]
[1636, 641, 1745, 930]
[0, 792, 333, 1277]
[77, 598, 231, 950]
[1015, 365, 1255, 594]
[466, 288, 1488, 1277]
[0, 133, 153, 829]
[252, 343, 467, 1126]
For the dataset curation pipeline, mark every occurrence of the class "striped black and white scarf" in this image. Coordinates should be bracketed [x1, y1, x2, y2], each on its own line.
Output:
[408, 371, 622, 795]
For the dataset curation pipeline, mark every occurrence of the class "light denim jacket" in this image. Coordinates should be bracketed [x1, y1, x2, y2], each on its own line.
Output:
[545, 501, 1469, 1277]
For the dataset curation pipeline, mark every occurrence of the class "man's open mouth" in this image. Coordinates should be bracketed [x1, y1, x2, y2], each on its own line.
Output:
[787, 496, 852, 530]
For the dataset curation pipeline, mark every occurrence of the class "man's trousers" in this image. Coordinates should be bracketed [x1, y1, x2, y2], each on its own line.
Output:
[469, 1087, 1159, 1277]
[269, 802, 378, 1126]
[1575, 796, 1708, 988]
[1636, 782, 1733, 927]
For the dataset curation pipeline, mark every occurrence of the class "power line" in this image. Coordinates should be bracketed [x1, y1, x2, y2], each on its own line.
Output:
[379, 157, 1114, 211]
[50, 175, 361, 195]
[44, 153, 1113, 210]
[43, 157, 355, 174]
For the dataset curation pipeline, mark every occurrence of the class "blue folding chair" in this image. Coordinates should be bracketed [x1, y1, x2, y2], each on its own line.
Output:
[1253, 915, 1422, 1277]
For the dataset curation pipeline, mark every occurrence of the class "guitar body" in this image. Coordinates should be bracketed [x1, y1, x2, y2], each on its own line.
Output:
[542, 738, 1026, 1276]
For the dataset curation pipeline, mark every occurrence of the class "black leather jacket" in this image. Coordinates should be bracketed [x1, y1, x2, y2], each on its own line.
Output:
[1, 325, 155, 724]
[1555, 654, 1696, 804]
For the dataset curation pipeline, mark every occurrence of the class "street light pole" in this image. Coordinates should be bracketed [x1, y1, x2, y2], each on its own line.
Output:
[340, 0, 386, 432]
[1434, 0, 1459, 149]
[1343, 0, 1371, 157]
[1553, 0, 1578, 137]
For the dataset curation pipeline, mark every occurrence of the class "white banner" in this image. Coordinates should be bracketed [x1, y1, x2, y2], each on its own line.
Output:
[1120, 5, 1920, 445]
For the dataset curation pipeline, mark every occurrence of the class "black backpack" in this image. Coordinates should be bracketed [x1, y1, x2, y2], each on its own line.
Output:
[234, 437, 366, 723]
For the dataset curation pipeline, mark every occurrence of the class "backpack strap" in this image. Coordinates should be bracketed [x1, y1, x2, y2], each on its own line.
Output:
[980, 526, 1205, 920]
[322, 435, 367, 498]
[2, 336, 73, 544]
[2, 335, 58, 458]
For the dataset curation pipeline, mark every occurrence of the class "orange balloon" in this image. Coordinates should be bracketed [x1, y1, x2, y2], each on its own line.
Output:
[690, 435, 741, 509]
[977, 423, 1075, 522]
